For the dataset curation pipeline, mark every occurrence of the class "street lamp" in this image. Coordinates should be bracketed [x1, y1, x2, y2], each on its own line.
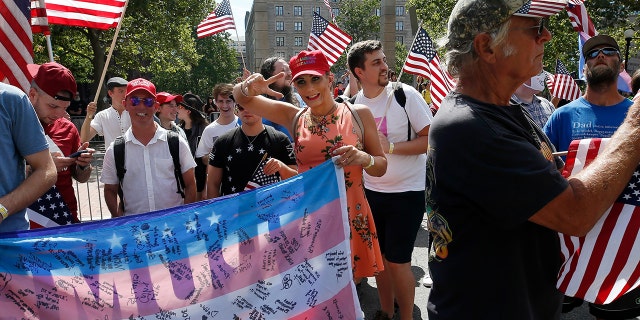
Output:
[624, 29, 636, 72]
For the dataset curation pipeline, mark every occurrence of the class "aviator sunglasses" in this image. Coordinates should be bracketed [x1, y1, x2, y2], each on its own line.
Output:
[129, 96, 155, 107]
[585, 47, 619, 60]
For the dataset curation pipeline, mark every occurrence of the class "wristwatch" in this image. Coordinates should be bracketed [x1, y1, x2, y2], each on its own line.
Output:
[0, 203, 8, 221]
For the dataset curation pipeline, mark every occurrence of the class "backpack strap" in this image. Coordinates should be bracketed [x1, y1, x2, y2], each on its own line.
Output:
[392, 83, 412, 141]
[168, 131, 186, 198]
[114, 135, 126, 212]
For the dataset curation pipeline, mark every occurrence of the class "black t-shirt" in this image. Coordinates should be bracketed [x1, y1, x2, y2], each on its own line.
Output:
[426, 93, 569, 320]
[210, 126, 295, 195]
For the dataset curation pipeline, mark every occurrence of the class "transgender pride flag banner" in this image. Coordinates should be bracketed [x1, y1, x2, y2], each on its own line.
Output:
[0, 159, 362, 319]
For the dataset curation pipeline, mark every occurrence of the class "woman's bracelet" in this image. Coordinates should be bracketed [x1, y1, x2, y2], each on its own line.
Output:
[240, 81, 250, 97]
[362, 154, 375, 169]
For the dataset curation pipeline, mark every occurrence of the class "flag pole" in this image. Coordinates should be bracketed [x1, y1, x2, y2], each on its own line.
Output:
[92, 0, 131, 104]
[45, 35, 54, 62]
[228, 1, 246, 71]
[396, 22, 423, 84]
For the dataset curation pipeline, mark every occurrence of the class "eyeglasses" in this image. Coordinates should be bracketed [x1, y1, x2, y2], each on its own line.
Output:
[585, 47, 620, 60]
[512, 18, 548, 38]
[129, 96, 155, 107]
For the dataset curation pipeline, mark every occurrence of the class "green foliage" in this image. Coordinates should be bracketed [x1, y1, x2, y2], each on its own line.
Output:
[33, 0, 239, 107]
[394, 41, 413, 84]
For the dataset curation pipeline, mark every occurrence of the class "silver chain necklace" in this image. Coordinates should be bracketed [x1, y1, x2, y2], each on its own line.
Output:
[241, 128, 264, 151]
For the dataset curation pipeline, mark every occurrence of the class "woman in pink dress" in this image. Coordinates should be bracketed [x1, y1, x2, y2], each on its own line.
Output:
[232, 50, 387, 280]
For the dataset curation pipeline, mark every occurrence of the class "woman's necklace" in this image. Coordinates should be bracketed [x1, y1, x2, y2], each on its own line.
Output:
[307, 104, 337, 135]
[241, 128, 264, 151]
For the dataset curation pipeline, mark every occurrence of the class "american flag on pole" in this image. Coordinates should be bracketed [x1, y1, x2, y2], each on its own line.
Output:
[30, 0, 50, 35]
[44, 0, 126, 30]
[245, 154, 280, 191]
[401, 27, 456, 110]
[514, 0, 568, 16]
[323, 0, 335, 24]
[558, 138, 640, 304]
[0, 0, 34, 92]
[0, 160, 361, 319]
[27, 185, 75, 229]
[546, 59, 582, 101]
[566, 0, 597, 37]
[196, 0, 236, 39]
[307, 12, 352, 66]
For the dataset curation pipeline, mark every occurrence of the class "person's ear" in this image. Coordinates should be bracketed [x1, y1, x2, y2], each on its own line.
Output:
[474, 33, 497, 64]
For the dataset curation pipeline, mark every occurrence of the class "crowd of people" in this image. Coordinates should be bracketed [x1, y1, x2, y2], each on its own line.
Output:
[2, 0, 640, 318]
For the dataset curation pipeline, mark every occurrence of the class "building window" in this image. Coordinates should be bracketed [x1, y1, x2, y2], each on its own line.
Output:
[375, 8, 381, 16]
[276, 21, 284, 31]
[332, 8, 340, 17]
[275, 6, 283, 16]
[276, 37, 285, 47]
[396, 36, 404, 43]
[314, 7, 321, 14]
[395, 21, 404, 31]
[294, 37, 303, 46]
[294, 6, 302, 16]
[277, 52, 285, 58]
[294, 21, 303, 31]
[396, 6, 405, 16]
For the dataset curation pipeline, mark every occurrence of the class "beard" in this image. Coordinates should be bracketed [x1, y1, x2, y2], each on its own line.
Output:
[268, 83, 297, 106]
[586, 62, 620, 87]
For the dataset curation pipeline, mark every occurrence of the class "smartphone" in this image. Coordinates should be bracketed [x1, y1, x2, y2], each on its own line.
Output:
[69, 150, 89, 158]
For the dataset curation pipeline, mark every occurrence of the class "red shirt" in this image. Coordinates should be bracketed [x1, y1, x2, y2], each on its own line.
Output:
[44, 118, 81, 219]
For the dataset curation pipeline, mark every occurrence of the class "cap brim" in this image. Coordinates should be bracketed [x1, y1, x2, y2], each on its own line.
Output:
[26, 64, 40, 79]
[512, 0, 566, 18]
[292, 70, 324, 82]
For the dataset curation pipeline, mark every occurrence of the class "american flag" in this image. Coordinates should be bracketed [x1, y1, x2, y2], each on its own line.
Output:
[44, 0, 127, 30]
[323, 0, 335, 24]
[30, 0, 50, 35]
[546, 59, 582, 101]
[402, 27, 456, 110]
[244, 155, 280, 191]
[196, 0, 236, 39]
[307, 12, 352, 66]
[0, 0, 34, 92]
[558, 138, 640, 304]
[566, 0, 597, 36]
[513, 0, 568, 17]
[27, 185, 74, 229]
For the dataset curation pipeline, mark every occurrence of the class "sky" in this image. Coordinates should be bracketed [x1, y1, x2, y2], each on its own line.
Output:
[229, 1, 253, 37]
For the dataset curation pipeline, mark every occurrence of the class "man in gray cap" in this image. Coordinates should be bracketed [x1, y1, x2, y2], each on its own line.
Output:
[80, 76, 130, 147]
[426, 0, 640, 319]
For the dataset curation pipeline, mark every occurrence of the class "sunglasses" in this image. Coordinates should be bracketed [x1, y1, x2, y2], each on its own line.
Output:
[129, 96, 155, 107]
[513, 18, 548, 38]
[585, 47, 620, 60]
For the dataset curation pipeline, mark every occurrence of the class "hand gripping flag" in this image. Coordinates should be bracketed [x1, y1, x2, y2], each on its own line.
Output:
[307, 12, 352, 66]
[0, 160, 363, 319]
[557, 138, 640, 304]
[197, 0, 236, 39]
[546, 59, 582, 101]
[401, 27, 456, 110]
[44, 0, 126, 29]
[245, 153, 280, 191]
[0, 0, 35, 92]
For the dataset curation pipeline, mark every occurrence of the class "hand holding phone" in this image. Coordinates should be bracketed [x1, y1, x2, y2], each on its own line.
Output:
[69, 150, 89, 158]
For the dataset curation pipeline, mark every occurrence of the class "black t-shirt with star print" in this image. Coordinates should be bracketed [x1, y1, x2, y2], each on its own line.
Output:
[209, 125, 295, 195]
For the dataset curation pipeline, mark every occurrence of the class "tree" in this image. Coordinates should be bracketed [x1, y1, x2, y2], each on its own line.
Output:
[32, 0, 240, 108]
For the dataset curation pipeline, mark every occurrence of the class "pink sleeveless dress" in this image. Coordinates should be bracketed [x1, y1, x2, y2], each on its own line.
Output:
[294, 103, 383, 278]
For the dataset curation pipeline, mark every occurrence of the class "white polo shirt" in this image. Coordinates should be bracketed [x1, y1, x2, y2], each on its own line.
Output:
[101, 126, 196, 215]
[91, 106, 131, 148]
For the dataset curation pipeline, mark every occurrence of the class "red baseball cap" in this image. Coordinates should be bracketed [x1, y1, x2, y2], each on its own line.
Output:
[125, 78, 156, 98]
[156, 92, 184, 105]
[289, 50, 330, 81]
[27, 62, 77, 101]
